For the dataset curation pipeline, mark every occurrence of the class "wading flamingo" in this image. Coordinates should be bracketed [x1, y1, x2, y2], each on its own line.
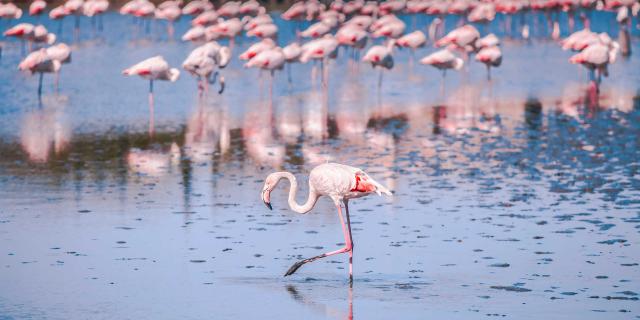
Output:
[18, 48, 62, 98]
[362, 40, 395, 92]
[261, 163, 392, 284]
[46, 43, 72, 92]
[122, 55, 180, 132]
[183, 42, 231, 94]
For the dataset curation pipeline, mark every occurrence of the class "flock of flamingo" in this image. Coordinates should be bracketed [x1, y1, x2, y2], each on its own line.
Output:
[1, 0, 638, 283]
[1, 0, 636, 103]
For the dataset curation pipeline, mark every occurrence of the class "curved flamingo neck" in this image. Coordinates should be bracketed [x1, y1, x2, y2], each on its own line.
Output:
[274, 171, 319, 214]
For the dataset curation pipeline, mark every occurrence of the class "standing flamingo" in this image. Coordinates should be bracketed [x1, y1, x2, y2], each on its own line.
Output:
[18, 48, 62, 99]
[29, 0, 47, 16]
[0, 3, 23, 19]
[435, 24, 480, 62]
[46, 43, 72, 92]
[244, 47, 285, 99]
[122, 55, 180, 134]
[261, 163, 392, 284]
[282, 42, 302, 83]
[299, 35, 339, 88]
[420, 49, 464, 93]
[183, 42, 231, 94]
[396, 30, 426, 67]
[475, 46, 502, 80]
[362, 40, 395, 93]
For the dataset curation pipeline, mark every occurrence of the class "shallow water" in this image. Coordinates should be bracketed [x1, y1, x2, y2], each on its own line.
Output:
[1, 10, 639, 319]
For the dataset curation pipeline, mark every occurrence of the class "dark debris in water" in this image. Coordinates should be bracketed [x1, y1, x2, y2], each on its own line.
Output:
[490, 286, 532, 293]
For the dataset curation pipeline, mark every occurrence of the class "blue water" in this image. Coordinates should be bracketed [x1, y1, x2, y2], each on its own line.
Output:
[0, 8, 639, 319]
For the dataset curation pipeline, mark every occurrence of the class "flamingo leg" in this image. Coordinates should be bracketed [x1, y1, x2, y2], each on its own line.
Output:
[269, 70, 274, 102]
[55, 71, 60, 94]
[149, 80, 155, 137]
[345, 201, 354, 285]
[218, 75, 225, 94]
[37, 72, 44, 100]
[284, 204, 353, 280]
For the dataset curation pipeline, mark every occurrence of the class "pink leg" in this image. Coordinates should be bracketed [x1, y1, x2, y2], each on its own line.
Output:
[344, 201, 354, 285]
[284, 204, 354, 281]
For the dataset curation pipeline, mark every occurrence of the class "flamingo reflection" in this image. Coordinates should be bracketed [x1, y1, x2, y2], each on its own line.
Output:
[20, 97, 71, 163]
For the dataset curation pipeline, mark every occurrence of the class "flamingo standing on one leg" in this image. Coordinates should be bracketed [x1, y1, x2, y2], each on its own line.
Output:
[420, 48, 465, 95]
[122, 56, 180, 135]
[46, 43, 72, 93]
[18, 48, 62, 99]
[362, 40, 395, 95]
[395, 30, 426, 68]
[244, 47, 286, 101]
[261, 163, 392, 285]
[282, 42, 302, 84]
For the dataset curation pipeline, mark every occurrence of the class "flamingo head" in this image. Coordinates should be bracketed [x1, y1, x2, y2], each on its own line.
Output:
[261, 174, 279, 210]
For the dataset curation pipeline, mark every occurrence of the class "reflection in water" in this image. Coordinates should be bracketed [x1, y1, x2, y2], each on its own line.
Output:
[0, 77, 637, 216]
[20, 96, 71, 163]
[126, 143, 180, 177]
[286, 284, 353, 320]
[184, 96, 231, 164]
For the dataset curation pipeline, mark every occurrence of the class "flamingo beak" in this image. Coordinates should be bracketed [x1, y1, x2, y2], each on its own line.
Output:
[262, 190, 272, 210]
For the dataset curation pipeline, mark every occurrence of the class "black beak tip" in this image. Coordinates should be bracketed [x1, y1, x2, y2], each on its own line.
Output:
[264, 202, 272, 210]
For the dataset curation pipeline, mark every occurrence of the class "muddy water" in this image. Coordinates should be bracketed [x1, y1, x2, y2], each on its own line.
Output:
[0, 10, 639, 320]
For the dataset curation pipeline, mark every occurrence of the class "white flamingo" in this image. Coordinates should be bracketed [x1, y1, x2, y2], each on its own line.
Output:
[183, 42, 231, 94]
[122, 56, 180, 125]
[261, 163, 392, 284]
[18, 49, 62, 98]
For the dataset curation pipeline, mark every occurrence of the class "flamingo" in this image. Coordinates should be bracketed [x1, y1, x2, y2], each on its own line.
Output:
[300, 35, 339, 88]
[246, 23, 278, 39]
[243, 13, 273, 31]
[361, 1, 380, 16]
[283, 42, 302, 83]
[244, 47, 285, 99]
[183, 42, 231, 94]
[336, 24, 368, 63]
[345, 15, 373, 29]
[475, 46, 502, 80]
[83, 0, 110, 30]
[420, 48, 464, 93]
[239, 38, 276, 60]
[181, 0, 213, 15]
[191, 10, 219, 26]
[239, 0, 262, 16]
[217, 1, 241, 18]
[182, 25, 216, 43]
[0, 3, 23, 19]
[29, 0, 47, 16]
[261, 163, 392, 284]
[362, 40, 395, 92]
[318, 10, 343, 28]
[18, 49, 62, 98]
[435, 24, 480, 59]
[154, 4, 181, 37]
[569, 35, 619, 87]
[64, 0, 85, 35]
[210, 18, 243, 49]
[396, 30, 426, 66]
[281, 1, 306, 21]
[299, 21, 332, 38]
[476, 33, 500, 48]
[372, 17, 406, 39]
[342, 0, 364, 15]
[45, 43, 72, 92]
[122, 56, 180, 123]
